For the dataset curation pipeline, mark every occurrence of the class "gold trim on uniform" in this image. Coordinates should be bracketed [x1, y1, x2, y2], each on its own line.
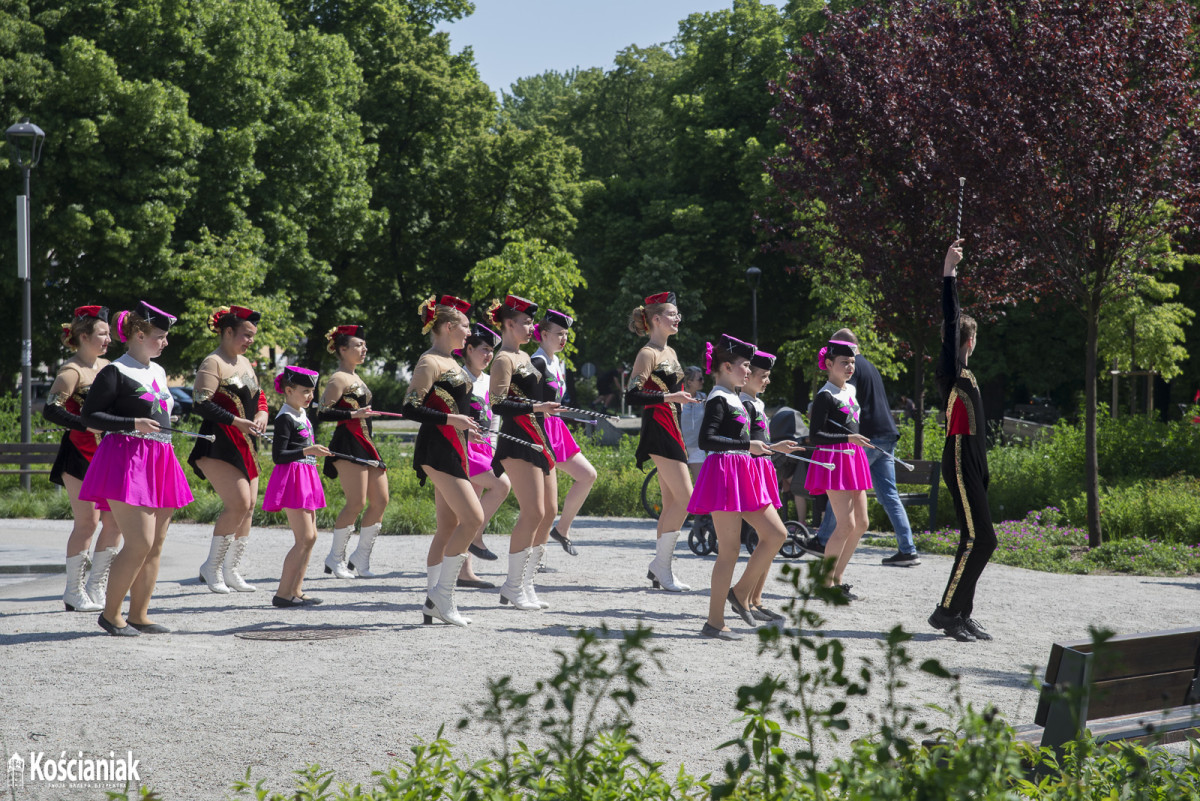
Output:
[48, 391, 70, 407]
[941, 434, 978, 608]
[194, 387, 215, 404]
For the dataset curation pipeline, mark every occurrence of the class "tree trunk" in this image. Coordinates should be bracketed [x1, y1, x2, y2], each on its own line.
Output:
[1085, 297, 1103, 547]
[912, 353, 926, 460]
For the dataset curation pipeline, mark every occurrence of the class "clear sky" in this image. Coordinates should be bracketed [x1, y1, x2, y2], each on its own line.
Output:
[438, 1, 736, 94]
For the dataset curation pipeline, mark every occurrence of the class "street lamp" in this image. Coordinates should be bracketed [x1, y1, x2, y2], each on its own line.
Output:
[745, 266, 762, 344]
[6, 118, 45, 492]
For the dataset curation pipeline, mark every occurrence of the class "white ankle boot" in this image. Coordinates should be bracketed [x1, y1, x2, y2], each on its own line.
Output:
[347, 522, 380, 577]
[323, 526, 355, 579]
[199, 535, 233, 593]
[499, 549, 538, 610]
[223, 536, 257, 592]
[647, 530, 690, 592]
[84, 546, 117, 607]
[422, 561, 442, 624]
[522, 545, 550, 609]
[424, 552, 469, 627]
[63, 552, 101, 612]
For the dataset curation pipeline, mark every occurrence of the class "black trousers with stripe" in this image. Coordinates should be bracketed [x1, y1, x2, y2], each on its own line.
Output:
[938, 434, 996, 617]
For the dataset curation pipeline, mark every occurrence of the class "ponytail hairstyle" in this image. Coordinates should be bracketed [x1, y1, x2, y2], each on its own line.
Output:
[208, 305, 261, 335]
[113, 310, 151, 344]
[325, 324, 365, 355]
[61, 305, 109, 351]
[418, 294, 471, 335]
[628, 291, 676, 336]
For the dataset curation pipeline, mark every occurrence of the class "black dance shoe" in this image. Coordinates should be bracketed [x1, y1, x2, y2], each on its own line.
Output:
[467, 543, 499, 561]
[962, 617, 993, 641]
[928, 606, 976, 642]
[97, 613, 139, 637]
[128, 621, 171, 634]
[550, 527, 579, 556]
[272, 595, 306, 608]
[456, 578, 496, 589]
[700, 623, 742, 641]
[727, 589, 757, 627]
[298, 595, 323, 605]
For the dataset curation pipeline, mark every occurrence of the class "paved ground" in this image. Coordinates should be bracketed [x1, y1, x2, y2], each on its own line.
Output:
[2, 516, 1198, 799]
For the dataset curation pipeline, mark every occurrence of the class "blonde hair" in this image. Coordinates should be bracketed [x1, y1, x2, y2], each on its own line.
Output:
[627, 303, 671, 336]
[60, 317, 105, 351]
[418, 296, 462, 335]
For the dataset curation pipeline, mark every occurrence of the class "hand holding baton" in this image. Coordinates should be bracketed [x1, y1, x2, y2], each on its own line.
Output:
[329, 450, 386, 469]
[156, 426, 216, 443]
[490, 430, 545, 453]
[826, 419, 915, 471]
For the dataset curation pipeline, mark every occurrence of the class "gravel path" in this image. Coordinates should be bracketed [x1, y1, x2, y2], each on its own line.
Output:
[2, 516, 1197, 799]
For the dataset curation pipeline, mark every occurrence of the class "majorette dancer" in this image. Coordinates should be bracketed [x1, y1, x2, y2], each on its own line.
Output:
[488, 295, 560, 611]
[625, 291, 699, 592]
[402, 295, 485, 627]
[740, 349, 792, 621]
[263, 366, 331, 608]
[530, 309, 596, 557]
[928, 239, 996, 643]
[80, 302, 193, 636]
[458, 321, 511, 585]
[44, 305, 122, 612]
[688, 335, 794, 641]
[805, 338, 873, 602]
[190, 306, 269, 594]
[317, 325, 386, 579]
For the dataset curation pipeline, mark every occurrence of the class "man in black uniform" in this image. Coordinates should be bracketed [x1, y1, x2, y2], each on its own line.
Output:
[928, 239, 996, 643]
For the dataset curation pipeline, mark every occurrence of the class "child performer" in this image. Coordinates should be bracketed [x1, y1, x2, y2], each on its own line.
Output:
[626, 291, 699, 592]
[461, 322, 511, 583]
[531, 309, 596, 556]
[191, 306, 268, 594]
[805, 339, 872, 601]
[489, 295, 560, 611]
[740, 349, 792, 621]
[928, 239, 996, 643]
[688, 335, 792, 641]
[403, 295, 486, 627]
[318, 325, 386, 578]
[45, 306, 123, 612]
[81, 302, 192, 636]
[264, 367, 331, 608]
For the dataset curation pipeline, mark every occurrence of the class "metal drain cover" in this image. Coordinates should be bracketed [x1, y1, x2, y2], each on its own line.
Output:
[235, 626, 367, 641]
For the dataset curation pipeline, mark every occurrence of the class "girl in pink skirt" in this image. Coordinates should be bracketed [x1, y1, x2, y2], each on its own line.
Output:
[264, 367, 331, 608]
[531, 309, 596, 557]
[688, 335, 795, 641]
[81, 302, 193, 637]
[805, 339, 873, 601]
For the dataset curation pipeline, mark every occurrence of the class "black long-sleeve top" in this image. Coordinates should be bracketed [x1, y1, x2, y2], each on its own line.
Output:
[807, 382, 861, 446]
[81, 354, 173, 432]
[740, 393, 769, 444]
[44, 397, 87, 431]
[937, 275, 989, 471]
[272, 408, 316, 464]
[697, 387, 752, 453]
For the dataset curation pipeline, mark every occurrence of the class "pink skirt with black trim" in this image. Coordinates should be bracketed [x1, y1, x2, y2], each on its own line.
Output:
[80, 434, 194, 510]
[543, 415, 581, 463]
[263, 462, 327, 512]
[804, 444, 872, 494]
[688, 451, 781, 514]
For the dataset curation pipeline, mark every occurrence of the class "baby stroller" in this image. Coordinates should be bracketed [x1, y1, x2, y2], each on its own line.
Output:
[686, 404, 812, 558]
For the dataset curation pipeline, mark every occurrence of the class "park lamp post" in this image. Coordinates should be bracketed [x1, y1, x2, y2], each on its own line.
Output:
[6, 118, 45, 492]
[745, 265, 762, 345]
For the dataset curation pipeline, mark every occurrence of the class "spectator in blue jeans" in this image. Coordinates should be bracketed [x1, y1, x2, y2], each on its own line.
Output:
[802, 329, 920, 567]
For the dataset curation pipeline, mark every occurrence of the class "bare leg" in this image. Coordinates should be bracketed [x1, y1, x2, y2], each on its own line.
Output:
[823, 490, 869, 585]
[124, 507, 173, 626]
[734, 506, 787, 606]
[706, 511, 744, 631]
[503, 460, 548, 553]
[102, 502, 157, 628]
[360, 467, 390, 528]
[278, 509, 318, 598]
[554, 452, 596, 536]
[95, 509, 123, 551]
[62, 475, 100, 557]
[197, 458, 255, 538]
[333, 462, 369, 529]
[650, 455, 693, 536]
[425, 467, 485, 557]
[533, 469, 558, 548]
[427, 485, 458, 567]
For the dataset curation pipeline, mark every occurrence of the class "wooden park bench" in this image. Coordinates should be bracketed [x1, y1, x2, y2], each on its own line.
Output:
[1016, 626, 1200, 750]
[0, 442, 59, 477]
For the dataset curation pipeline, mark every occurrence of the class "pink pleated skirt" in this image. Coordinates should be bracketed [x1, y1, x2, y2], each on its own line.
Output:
[804, 444, 872, 494]
[80, 434, 194, 510]
[688, 451, 781, 514]
[467, 438, 495, 478]
[544, 415, 581, 462]
[263, 461, 327, 512]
